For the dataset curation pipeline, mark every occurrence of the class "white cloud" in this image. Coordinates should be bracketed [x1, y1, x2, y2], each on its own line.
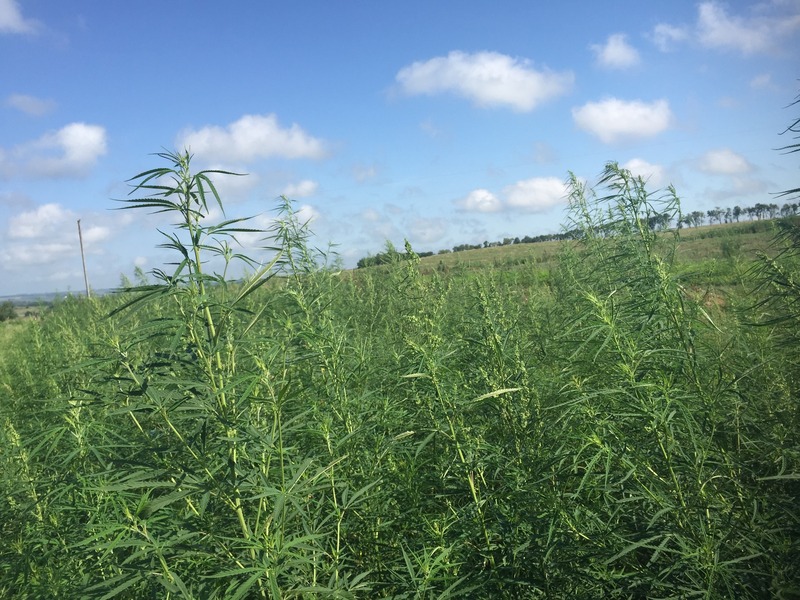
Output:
[699, 148, 752, 174]
[0, 242, 74, 267]
[395, 50, 574, 112]
[177, 114, 327, 163]
[6, 93, 56, 116]
[652, 23, 689, 51]
[591, 34, 641, 69]
[696, 1, 800, 55]
[4, 204, 79, 268]
[0, 0, 38, 34]
[458, 188, 501, 213]
[705, 176, 770, 202]
[203, 165, 259, 203]
[0, 123, 108, 178]
[82, 225, 111, 244]
[504, 177, 567, 212]
[8, 203, 73, 239]
[3, 202, 115, 271]
[296, 203, 320, 225]
[408, 217, 447, 245]
[282, 179, 318, 198]
[572, 98, 672, 143]
[654, 2, 800, 55]
[358, 210, 398, 241]
[623, 158, 666, 186]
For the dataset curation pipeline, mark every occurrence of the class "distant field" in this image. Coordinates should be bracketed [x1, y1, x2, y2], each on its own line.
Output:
[412, 219, 781, 285]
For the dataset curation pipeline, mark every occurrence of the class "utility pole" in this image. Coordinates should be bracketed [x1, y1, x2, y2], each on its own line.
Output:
[77, 219, 91, 298]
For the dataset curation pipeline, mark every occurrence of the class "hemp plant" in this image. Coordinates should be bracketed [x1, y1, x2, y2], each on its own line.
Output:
[74, 151, 288, 596]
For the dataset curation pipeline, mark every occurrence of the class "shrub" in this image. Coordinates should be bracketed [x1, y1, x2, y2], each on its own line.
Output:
[0, 301, 15, 322]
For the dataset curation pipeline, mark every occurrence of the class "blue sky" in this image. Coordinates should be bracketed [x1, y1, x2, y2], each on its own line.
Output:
[1, 0, 798, 295]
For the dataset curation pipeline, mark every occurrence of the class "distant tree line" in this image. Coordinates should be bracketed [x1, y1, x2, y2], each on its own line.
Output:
[679, 202, 799, 228]
[355, 201, 800, 268]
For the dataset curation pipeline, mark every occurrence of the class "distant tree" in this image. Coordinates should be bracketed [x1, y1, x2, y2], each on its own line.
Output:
[0, 301, 16, 322]
[767, 203, 780, 219]
[647, 213, 671, 230]
[733, 205, 742, 222]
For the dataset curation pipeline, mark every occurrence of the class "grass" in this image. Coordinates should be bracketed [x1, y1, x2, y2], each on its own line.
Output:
[1, 158, 798, 598]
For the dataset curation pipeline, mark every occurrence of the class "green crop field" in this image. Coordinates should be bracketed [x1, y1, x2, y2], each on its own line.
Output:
[1, 155, 798, 598]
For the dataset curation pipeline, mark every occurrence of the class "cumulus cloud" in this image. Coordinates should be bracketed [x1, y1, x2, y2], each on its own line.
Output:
[705, 176, 770, 202]
[408, 217, 447, 245]
[0, 123, 108, 178]
[699, 148, 752, 174]
[504, 177, 568, 212]
[177, 114, 327, 163]
[202, 165, 259, 203]
[282, 179, 319, 198]
[457, 188, 502, 213]
[696, 1, 800, 55]
[6, 93, 56, 116]
[591, 34, 641, 69]
[80, 224, 111, 244]
[623, 158, 666, 186]
[652, 23, 689, 51]
[0, 0, 38, 34]
[653, 1, 800, 55]
[395, 50, 574, 112]
[3, 202, 111, 268]
[358, 209, 398, 241]
[0, 242, 74, 267]
[295, 203, 320, 225]
[572, 98, 672, 143]
[8, 203, 73, 239]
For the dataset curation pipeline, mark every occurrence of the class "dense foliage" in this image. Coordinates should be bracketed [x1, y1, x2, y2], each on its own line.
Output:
[0, 301, 16, 322]
[1, 154, 799, 598]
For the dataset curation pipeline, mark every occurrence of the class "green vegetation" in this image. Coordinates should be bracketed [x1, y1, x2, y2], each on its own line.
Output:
[0, 301, 16, 322]
[1, 154, 799, 598]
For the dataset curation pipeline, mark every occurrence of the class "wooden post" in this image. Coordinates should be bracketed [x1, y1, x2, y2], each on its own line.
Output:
[77, 219, 91, 298]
